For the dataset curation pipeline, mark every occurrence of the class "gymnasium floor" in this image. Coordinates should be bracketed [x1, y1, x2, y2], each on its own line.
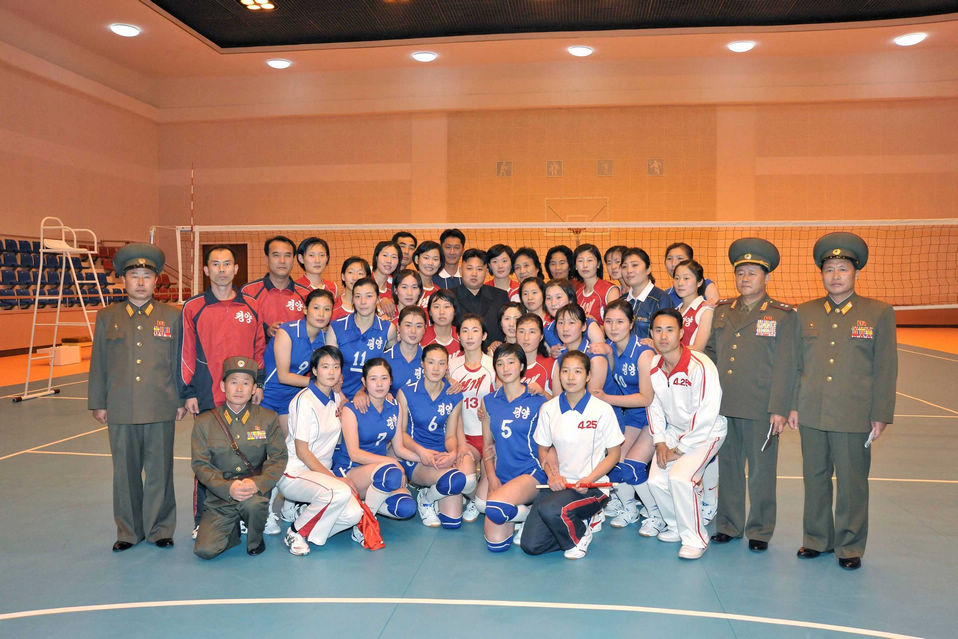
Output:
[0, 330, 954, 638]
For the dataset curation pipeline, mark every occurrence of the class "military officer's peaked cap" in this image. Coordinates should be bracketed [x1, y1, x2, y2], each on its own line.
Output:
[222, 356, 257, 381]
[113, 243, 165, 276]
[813, 232, 869, 269]
[728, 238, 780, 272]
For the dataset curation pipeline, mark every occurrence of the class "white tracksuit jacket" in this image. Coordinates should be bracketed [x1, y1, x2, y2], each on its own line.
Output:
[648, 346, 727, 452]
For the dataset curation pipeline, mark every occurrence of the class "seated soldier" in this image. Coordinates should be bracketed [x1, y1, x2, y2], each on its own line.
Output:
[191, 356, 287, 559]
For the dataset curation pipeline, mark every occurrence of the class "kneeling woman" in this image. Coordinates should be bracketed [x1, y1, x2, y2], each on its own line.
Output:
[331, 358, 418, 527]
[398, 344, 474, 529]
[521, 351, 623, 559]
[279, 346, 364, 557]
[479, 343, 548, 552]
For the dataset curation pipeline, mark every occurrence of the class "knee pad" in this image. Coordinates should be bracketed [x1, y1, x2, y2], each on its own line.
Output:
[608, 464, 625, 484]
[438, 512, 462, 529]
[485, 500, 519, 525]
[372, 464, 403, 493]
[486, 536, 512, 553]
[620, 459, 649, 485]
[436, 469, 467, 496]
[383, 494, 416, 519]
[462, 473, 478, 495]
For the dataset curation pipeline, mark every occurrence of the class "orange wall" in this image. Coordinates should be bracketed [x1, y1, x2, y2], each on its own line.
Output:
[0, 62, 158, 241]
[154, 98, 958, 227]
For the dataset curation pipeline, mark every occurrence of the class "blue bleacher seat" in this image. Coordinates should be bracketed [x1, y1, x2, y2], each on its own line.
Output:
[70, 256, 82, 270]
[18, 240, 32, 253]
[1, 270, 15, 286]
[15, 288, 32, 309]
[43, 254, 57, 269]
[31, 241, 40, 252]
[19, 253, 34, 268]
[2, 252, 16, 267]
[3, 239, 17, 253]
[16, 269, 31, 286]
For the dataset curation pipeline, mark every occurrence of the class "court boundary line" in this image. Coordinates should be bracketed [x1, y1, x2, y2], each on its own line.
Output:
[897, 347, 958, 363]
[0, 597, 922, 638]
[0, 426, 106, 462]
[24, 450, 191, 461]
[896, 392, 958, 416]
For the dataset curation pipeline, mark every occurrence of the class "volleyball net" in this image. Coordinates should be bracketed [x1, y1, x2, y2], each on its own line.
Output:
[156, 220, 958, 310]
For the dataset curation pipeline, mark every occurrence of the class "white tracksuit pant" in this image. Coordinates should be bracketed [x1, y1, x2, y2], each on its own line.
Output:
[278, 471, 363, 546]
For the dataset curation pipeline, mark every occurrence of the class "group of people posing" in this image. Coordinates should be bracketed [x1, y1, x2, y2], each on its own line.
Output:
[89, 228, 896, 570]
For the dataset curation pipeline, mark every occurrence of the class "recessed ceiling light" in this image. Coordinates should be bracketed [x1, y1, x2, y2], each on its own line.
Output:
[727, 40, 756, 53]
[241, 0, 275, 9]
[411, 51, 438, 62]
[894, 32, 927, 47]
[567, 45, 593, 57]
[267, 58, 291, 69]
[109, 23, 141, 38]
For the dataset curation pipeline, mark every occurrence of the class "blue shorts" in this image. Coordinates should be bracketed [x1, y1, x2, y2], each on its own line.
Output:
[495, 466, 546, 486]
[259, 395, 291, 416]
[332, 462, 356, 478]
[400, 458, 419, 480]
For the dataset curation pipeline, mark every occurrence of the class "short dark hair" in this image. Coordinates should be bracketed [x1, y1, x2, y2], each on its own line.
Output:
[674, 259, 706, 297]
[651, 307, 683, 329]
[622, 247, 655, 284]
[665, 242, 694, 260]
[573, 243, 604, 279]
[413, 241, 441, 265]
[362, 357, 392, 381]
[422, 343, 449, 362]
[305, 288, 335, 309]
[204, 245, 235, 264]
[398, 304, 427, 324]
[604, 245, 627, 263]
[392, 231, 418, 246]
[457, 312, 487, 334]
[559, 350, 591, 375]
[498, 301, 524, 329]
[352, 276, 379, 297]
[440, 228, 466, 245]
[428, 288, 458, 317]
[603, 298, 635, 324]
[515, 312, 550, 358]
[264, 235, 296, 256]
[493, 342, 527, 378]
[340, 256, 372, 287]
[545, 245, 575, 280]
[372, 240, 401, 273]
[297, 236, 329, 258]
[513, 247, 543, 278]
[486, 244, 515, 269]
[310, 344, 344, 372]
[544, 279, 577, 306]
[554, 302, 586, 326]
[391, 269, 423, 304]
[461, 248, 488, 265]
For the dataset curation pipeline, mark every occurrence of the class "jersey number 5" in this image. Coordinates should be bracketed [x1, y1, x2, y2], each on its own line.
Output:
[499, 419, 513, 439]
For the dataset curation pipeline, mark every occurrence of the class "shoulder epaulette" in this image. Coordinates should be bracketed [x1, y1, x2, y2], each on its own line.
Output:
[768, 299, 795, 312]
[716, 298, 734, 306]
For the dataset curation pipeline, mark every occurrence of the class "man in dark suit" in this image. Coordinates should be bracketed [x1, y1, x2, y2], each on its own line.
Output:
[452, 248, 508, 349]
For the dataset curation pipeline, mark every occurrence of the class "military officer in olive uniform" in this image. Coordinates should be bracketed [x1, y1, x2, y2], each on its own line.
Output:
[789, 232, 897, 570]
[705, 239, 798, 552]
[191, 356, 287, 559]
[89, 243, 186, 552]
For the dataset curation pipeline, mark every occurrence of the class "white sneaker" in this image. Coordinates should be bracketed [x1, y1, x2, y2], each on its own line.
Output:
[416, 490, 441, 527]
[512, 522, 523, 546]
[351, 525, 365, 546]
[610, 505, 640, 529]
[589, 510, 605, 533]
[679, 544, 706, 559]
[284, 528, 310, 556]
[263, 511, 282, 535]
[603, 493, 624, 518]
[239, 520, 248, 535]
[281, 500, 300, 523]
[638, 516, 666, 537]
[191, 524, 199, 540]
[563, 524, 594, 559]
[462, 498, 480, 523]
[657, 528, 682, 543]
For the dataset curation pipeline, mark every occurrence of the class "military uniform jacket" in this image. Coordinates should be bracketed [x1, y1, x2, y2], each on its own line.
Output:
[792, 293, 897, 432]
[88, 300, 182, 424]
[706, 295, 798, 421]
[190, 403, 287, 502]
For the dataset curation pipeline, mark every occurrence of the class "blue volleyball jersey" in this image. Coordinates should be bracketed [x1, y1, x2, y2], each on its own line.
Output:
[484, 385, 547, 483]
[331, 314, 391, 399]
[331, 398, 401, 473]
[610, 334, 652, 428]
[383, 343, 423, 394]
[402, 378, 463, 453]
[261, 319, 326, 414]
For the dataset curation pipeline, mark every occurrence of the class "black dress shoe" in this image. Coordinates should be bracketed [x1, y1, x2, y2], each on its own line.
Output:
[247, 540, 266, 556]
[154, 538, 174, 548]
[112, 541, 133, 552]
[748, 539, 768, 552]
[839, 557, 862, 570]
[797, 547, 821, 558]
[710, 532, 734, 544]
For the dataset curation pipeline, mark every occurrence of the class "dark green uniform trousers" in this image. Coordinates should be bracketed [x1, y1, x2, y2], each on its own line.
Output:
[799, 425, 870, 559]
[107, 421, 176, 544]
[714, 416, 778, 542]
